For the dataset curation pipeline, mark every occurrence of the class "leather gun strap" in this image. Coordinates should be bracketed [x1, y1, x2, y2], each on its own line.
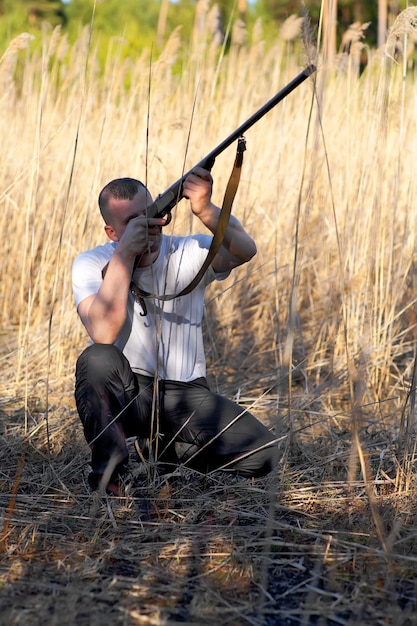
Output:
[169, 135, 246, 299]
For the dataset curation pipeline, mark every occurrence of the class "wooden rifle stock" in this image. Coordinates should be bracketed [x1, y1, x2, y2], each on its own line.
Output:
[147, 64, 316, 222]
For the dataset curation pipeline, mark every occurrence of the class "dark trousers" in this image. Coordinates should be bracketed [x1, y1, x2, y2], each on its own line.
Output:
[75, 344, 277, 479]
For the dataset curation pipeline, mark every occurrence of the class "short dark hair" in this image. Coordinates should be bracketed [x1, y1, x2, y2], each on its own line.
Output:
[98, 177, 147, 223]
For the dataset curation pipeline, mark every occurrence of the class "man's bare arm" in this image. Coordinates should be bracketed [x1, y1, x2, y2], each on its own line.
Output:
[77, 214, 166, 343]
[77, 247, 135, 344]
[183, 167, 257, 273]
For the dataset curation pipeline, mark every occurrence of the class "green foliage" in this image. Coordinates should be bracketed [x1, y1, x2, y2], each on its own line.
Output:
[65, 0, 161, 58]
[0, 0, 66, 32]
[254, 0, 410, 48]
[0, 0, 414, 69]
[165, 0, 195, 39]
[64, 0, 202, 68]
[0, 0, 66, 54]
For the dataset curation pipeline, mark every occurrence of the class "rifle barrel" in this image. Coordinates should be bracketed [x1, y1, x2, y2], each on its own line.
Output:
[196, 63, 316, 169]
[149, 64, 316, 219]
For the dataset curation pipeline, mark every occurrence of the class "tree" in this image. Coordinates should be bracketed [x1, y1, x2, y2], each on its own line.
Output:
[0, 0, 67, 51]
[254, 0, 408, 50]
[378, 0, 387, 47]
[322, 0, 337, 63]
[156, 0, 170, 44]
[27, 0, 67, 26]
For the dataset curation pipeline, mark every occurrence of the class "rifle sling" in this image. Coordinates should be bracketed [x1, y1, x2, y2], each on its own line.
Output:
[103, 136, 246, 303]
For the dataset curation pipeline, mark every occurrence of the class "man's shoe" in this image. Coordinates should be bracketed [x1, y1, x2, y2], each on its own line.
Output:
[88, 471, 123, 497]
[134, 437, 179, 475]
[134, 437, 150, 462]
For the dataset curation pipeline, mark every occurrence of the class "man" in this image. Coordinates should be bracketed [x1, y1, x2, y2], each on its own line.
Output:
[72, 167, 276, 495]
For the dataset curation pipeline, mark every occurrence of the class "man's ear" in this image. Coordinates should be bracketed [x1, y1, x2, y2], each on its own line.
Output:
[104, 224, 118, 242]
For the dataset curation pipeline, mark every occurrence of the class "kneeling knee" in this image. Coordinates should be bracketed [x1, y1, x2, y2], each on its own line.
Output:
[76, 343, 128, 382]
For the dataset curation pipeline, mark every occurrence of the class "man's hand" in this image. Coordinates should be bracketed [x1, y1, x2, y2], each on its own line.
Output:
[182, 166, 257, 275]
[183, 167, 213, 217]
[116, 215, 165, 264]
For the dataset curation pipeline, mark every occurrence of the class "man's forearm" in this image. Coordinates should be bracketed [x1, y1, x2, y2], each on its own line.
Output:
[198, 202, 257, 263]
[80, 251, 134, 344]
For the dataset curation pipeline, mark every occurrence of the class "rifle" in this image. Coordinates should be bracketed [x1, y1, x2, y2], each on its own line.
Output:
[148, 64, 316, 223]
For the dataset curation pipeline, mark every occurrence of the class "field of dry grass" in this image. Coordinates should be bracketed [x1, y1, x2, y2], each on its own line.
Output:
[2, 6, 417, 625]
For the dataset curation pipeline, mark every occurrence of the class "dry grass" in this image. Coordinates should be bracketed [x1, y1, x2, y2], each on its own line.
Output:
[2, 7, 417, 625]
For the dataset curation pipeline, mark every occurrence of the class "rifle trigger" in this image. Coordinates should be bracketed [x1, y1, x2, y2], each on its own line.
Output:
[163, 209, 172, 225]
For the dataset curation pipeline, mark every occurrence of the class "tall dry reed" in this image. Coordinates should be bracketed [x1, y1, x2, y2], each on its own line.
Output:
[1, 14, 417, 431]
[3, 7, 417, 624]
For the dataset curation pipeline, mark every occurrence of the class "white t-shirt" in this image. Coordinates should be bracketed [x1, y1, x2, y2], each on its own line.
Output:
[72, 234, 230, 381]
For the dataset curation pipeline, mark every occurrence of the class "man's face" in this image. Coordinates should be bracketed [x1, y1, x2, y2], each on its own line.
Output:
[104, 187, 162, 266]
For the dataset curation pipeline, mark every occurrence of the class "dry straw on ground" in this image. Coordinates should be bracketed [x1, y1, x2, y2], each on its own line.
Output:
[2, 7, 417, 625]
